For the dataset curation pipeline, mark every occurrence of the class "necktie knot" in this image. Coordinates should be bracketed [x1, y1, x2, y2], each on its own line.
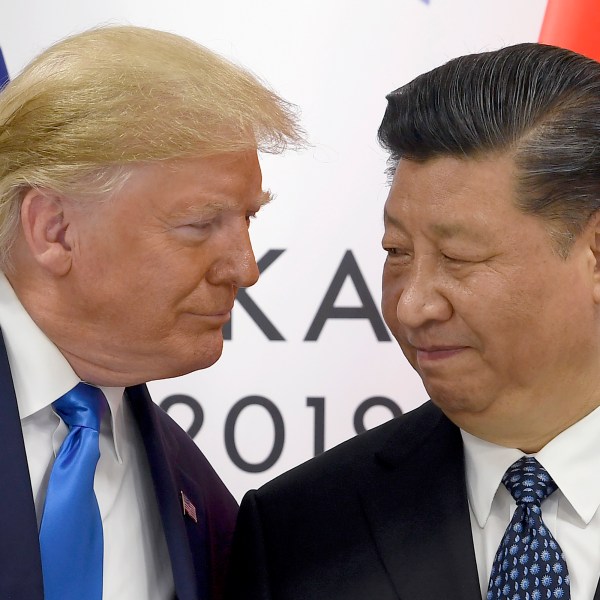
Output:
[502, 455, 557, 507]
[53, 382, 106, 432]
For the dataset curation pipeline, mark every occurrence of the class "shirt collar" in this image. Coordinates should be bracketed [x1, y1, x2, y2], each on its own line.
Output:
[0, 273, 125, 461]
[536, 406, 600, 524]
[461, 429, 522, 528]
[462, 405, 600, 528]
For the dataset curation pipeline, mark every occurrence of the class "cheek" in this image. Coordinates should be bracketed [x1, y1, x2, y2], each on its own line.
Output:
[381, 278, 417, 365]
[132, 242, 207, 285]
[381, 273, 401, 330]
[466, 271, 579, 362]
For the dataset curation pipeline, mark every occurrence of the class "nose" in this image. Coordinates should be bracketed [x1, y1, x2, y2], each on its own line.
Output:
[395, 262, 452, 329]
[208, 224, 260, 288]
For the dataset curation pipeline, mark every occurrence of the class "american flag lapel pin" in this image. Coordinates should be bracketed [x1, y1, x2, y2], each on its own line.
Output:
[181, 491, 198, 523]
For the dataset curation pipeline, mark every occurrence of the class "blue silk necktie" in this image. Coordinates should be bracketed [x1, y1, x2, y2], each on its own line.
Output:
[39, 382, 107, 600]
[487, 456, 570, 600]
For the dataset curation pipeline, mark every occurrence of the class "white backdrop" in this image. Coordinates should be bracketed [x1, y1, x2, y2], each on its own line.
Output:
[0, 0, 547, 500]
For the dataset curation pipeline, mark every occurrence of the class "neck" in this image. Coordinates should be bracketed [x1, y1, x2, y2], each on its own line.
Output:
[445, 383, 600, 452]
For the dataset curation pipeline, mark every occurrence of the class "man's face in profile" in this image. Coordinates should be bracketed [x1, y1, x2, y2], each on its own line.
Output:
[61, 150, 268, 385]
[381, 153, 598, 430]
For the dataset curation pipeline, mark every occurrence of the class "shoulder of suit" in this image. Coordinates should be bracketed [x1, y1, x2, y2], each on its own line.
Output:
[254, 400, 453, 498]
[129, 386, 238, 509]
[149, 398, 215, 466]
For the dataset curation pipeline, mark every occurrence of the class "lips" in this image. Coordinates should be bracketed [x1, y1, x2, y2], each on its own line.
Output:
[186, 304, 233, 321]
[415, 346, 467, 362]
[203, 308, 232, 317]
[195, 299, 235, 318]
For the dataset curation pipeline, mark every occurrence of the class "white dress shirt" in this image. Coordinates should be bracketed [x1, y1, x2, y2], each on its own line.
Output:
[462, 407, 600, 600]
[0, 274, 174, 599]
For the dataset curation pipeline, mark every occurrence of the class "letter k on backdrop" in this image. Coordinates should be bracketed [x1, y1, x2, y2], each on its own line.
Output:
[539, 0, 600, 61]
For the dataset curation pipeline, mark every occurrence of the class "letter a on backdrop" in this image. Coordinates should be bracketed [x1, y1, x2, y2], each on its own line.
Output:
[538, 0, 600, 61]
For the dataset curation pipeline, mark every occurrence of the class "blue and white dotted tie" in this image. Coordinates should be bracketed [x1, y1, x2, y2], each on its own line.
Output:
[487, 456, 570, 600]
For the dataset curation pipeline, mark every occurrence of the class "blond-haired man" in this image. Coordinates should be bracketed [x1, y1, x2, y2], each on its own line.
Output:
[0, 26, 300, 600]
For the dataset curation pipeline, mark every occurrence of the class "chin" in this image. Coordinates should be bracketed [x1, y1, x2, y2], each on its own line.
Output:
[195, 349, 223, 371]
[178, 340, 225, 376]
[426, 381, 466, 408]
[150, 357, 221, 382]
[140, 334, 225, 381]
[429, 385, 493, 418]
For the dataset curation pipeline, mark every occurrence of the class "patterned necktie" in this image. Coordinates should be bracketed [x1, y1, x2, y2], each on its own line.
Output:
[487, 456, 570, 600]
[39, 382, 107, 600]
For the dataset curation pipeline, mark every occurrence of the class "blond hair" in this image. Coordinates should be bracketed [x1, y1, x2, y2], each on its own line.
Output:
[0, 25, 302, 267]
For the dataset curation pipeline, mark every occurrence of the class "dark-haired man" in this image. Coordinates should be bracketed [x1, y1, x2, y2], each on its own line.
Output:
[227, 43, 600, 599]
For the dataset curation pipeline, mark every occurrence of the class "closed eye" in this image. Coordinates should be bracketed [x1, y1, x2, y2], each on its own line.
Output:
[383, 247, 412, 265]
[187, 221, 213, 232]
[383, 244, 410, 255]
[174, 219, 216, 241]
[441, 252, 485, 265]
[442, 253, 465, 262]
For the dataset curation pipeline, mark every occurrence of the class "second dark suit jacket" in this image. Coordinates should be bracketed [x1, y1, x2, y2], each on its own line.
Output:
[227, 401, 600, 600]
[0, 332, 237, 600]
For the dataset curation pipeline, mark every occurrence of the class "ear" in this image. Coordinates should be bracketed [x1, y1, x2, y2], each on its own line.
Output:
[588, 212, 600, 304]
[19, 187, 72, 276]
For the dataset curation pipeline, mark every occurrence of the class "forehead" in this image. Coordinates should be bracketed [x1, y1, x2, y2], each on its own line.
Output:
[384, 154, 522, 235]
[112, 151, 265, 215]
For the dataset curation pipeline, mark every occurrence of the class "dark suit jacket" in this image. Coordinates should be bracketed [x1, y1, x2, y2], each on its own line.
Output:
[227, 401, 600, 600]
[0, 333, 237, 600]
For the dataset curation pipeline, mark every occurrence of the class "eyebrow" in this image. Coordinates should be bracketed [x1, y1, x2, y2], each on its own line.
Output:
[431, 223, 470, 238]
[383, 208, 490, 243]
[430, 222, 490, 243]
[172, 189, 274, 220]
[383, 208, 404, 230]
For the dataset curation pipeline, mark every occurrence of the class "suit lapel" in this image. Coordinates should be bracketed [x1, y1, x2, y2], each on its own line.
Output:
[0, 330, 44, 598]
[358, 403, 481, 600]
[127, 384, 209, 600]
